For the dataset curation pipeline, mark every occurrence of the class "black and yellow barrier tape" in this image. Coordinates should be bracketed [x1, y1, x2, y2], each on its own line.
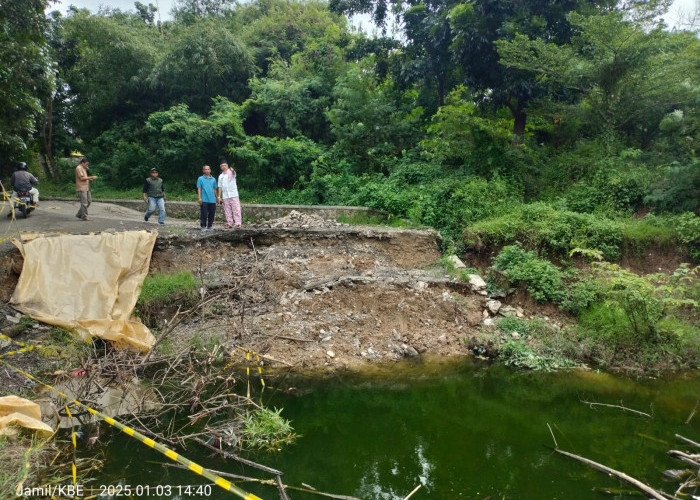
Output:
[0, 332, 36, 359]
[65, 404, 78, 484]
[225, 347, 266, 399]
[0, 359, 263, 500]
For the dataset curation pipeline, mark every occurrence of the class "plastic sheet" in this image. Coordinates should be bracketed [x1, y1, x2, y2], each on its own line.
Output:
[10, 231, 157, 352]
[0, 395, 53, 437]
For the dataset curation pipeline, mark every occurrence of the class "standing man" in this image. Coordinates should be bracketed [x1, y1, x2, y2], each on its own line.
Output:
[196, 164, 217, 231]
[217, 160, 242, 229]
[142, 168, 166, 225]
[75, 157, 97, 221]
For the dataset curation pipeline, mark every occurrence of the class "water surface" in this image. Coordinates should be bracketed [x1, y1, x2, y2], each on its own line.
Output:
[96, 359, 699, 499]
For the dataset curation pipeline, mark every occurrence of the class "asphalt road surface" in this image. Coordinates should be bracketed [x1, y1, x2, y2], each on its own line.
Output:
[0, 199, 189, 252]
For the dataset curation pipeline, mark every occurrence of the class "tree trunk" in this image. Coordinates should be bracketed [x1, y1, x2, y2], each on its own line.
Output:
[506, 97, 527, 145]
[511, 107, 526, 145]
[39, 96, 60, 181]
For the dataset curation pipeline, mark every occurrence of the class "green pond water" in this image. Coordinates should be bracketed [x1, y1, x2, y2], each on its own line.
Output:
[95, 359, 699, 499]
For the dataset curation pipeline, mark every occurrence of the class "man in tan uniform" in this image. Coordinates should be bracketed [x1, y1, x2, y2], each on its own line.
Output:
[75, 157, 97, 221]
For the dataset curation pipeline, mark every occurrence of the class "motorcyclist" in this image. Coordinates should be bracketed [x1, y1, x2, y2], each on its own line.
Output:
[9, 162, 40, 211]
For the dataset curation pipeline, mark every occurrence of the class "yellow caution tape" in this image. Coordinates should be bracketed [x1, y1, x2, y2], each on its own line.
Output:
[0, 359, 263, 500]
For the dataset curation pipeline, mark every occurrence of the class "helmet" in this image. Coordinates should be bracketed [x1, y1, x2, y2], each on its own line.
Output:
[17, 162, 27, 171]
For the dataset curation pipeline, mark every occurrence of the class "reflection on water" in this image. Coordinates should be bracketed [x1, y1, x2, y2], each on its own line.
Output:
[96, 359, 700, 499]
[358, 442, 433, 500]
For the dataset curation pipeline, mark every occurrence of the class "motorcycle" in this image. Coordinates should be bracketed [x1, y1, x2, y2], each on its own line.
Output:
[11, 191, 36, 218]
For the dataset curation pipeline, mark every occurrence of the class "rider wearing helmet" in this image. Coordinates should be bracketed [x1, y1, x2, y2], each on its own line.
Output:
[9, 162, 40, 210]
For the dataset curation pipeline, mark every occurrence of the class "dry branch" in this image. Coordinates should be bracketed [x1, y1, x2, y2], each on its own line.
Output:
[675, 434, 700, 449]
[554, 448, 667, 500]
[580, 400, 652, 418]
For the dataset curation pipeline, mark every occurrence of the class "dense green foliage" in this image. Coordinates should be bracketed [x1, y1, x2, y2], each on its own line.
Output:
[1, 0, 694, 225]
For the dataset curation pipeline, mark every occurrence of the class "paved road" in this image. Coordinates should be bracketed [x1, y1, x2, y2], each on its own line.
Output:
[0, 199, 191, 252]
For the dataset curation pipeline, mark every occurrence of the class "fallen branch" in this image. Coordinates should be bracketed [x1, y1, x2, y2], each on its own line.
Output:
[163, 463, 362, 500]
[685, 394, 699, 424]
[675, 434, 700, 449]
[403, 484, 422, 500]
[260, 333, 315, 343]
[554, 448, 667, 500]
[276, 475, 290, 500]
[193, 437, 282, 476]
[668, 450, 700, 468]
[580, 400, 652, 418]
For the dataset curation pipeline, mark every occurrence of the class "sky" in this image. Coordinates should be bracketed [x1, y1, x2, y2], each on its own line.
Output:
[48, 0, 698, 31]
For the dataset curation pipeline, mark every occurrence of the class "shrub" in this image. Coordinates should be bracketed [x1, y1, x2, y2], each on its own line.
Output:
[559, 277, 604, 316]
[465, 203, 624, 260]
[676, 212, 700, 260]
[498, 340, 577, 371]
[577, 263, 700, 370]
[240, 407, 296, 452]
[492, 245, 563, 303]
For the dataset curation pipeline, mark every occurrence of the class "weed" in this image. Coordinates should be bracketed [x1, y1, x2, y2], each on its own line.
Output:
[498, 340, 577, 372]
[240, 407, 297, 452]
[15, 316, 35, 334]
[337, 212, 417, 228]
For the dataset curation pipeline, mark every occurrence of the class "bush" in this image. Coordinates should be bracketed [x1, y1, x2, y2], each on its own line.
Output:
[492, 245, 563, 303]
[577, 263, 700, 371]
[240, 407, 296, 452]
[559, 276, 604, 316]
[498, 339, 577, 371]
[466, 202, 629, 260]
[676, 212, 700, 260]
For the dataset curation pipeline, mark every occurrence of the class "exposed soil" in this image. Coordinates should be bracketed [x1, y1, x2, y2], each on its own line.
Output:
[148, 211, 490, 370]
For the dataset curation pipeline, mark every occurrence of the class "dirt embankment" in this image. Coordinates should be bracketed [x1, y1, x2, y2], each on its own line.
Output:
[147, 212, 489, 370]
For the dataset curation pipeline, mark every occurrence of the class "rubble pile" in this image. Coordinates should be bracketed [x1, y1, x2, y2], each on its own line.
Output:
[257, 210, 343, 229]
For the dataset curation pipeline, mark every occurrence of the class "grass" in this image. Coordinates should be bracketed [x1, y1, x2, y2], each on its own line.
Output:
[136, 271, 198, 327]
[437, 255, 479, 281]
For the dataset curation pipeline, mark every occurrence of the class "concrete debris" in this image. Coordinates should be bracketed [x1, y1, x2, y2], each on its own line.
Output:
[486, 299, 502, 315]
[446, 255, 466, 269]
[257, 210, 341, 229]
[467, 274, 487, 291]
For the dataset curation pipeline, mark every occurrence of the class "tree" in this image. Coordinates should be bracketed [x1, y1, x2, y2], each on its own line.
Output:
[150, 19, 255, 113]
[496, 10, 699, 148]
[399, 1, 457, 109]
[0, 0, 52, 173]
[172, 0, 237, 21]
[449, 0, 616, 140]
[328, 59, 423, 173]
[59, 9, 160, 142]
[135, 2, 158, 25]
[236, 0, 350, 76]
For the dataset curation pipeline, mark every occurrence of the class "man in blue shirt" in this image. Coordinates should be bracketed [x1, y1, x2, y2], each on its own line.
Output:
[196, 165, 218, 230]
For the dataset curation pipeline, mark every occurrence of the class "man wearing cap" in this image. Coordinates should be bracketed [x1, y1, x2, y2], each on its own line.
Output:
[142, 168, 166, 225]
[75, 157, 97, 221]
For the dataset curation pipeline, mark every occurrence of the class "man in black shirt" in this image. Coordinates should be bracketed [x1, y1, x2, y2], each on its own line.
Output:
[142, 168, 166, 224]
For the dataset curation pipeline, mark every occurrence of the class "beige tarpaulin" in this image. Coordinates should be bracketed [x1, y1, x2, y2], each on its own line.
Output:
[0, 395, 54, 437]
[10, 231, 157, 352]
